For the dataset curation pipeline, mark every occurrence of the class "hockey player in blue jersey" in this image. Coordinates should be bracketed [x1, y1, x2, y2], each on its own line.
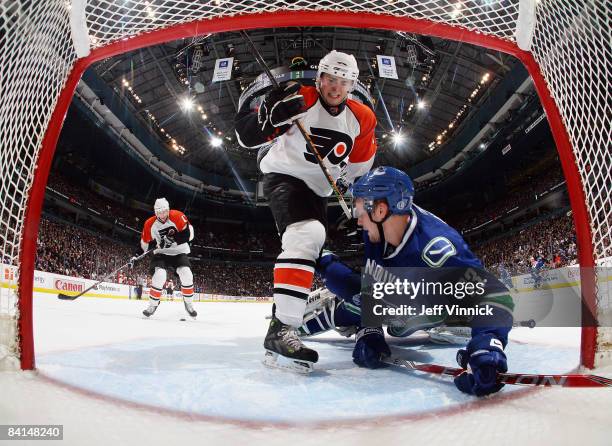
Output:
[530, 255, 546, 289]
[300, 166, 514, 396]
[498, 263, 517, 292]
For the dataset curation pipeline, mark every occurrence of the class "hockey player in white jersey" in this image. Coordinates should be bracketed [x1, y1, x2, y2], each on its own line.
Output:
[135, 198, 197, 319]
[235, 50, 378, 372]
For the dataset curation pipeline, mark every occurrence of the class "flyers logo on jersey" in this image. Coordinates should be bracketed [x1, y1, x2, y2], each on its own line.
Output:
[303, 127, 353, 165]
[158, 227, 176, 238]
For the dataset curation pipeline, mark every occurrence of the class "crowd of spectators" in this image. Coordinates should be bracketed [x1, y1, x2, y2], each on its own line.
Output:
[36, 218, 138, 280]
[35, 207, 580, 299]
[47, 172, 147, 229]
[35, 217, 277, 296]
[46, 171, 361, 257]
[196, 227, 279, 253]
[444, 166, 566, 232]
[474, 214, 577, 275]
[34, 161, 587, 297]
[188, 263, 272, 296]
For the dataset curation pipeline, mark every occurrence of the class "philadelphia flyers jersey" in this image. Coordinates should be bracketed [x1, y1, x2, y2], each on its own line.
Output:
[241, 85, 377, 197]
[141, 210, 190, 256]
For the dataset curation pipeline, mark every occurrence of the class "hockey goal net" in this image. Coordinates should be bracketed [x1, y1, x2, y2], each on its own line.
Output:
[0, 1, 610, 370]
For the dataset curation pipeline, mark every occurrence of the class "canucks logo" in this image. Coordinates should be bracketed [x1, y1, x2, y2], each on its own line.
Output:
[421, 236, 457, 267]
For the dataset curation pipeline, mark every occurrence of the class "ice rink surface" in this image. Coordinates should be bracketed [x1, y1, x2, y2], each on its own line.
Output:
[2, 293, 612, 445]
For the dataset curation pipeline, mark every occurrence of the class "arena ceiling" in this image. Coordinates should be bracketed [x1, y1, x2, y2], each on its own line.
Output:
[92, 27, 518, 182]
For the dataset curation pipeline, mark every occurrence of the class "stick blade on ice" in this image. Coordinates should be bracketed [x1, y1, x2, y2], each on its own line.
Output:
[57, 293, 78, 301]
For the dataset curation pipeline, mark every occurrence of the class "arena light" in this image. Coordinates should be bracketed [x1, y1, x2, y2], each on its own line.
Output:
[450, 2, 463, 18]
[210, 137, 223, 147]
[392, 131, 405, 146]
[417, 100, 426, 109]
[180, 97, 194, 111]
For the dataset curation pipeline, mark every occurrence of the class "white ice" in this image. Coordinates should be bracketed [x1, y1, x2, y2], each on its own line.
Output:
[1, 292, 612, 446]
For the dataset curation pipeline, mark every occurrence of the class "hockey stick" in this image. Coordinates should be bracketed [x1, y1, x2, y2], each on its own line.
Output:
[382, 355, 612, 388]
[240, 30, 352, 219]
[58, 250, 153, 301]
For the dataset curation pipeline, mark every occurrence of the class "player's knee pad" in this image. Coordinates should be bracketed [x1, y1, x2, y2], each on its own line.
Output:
[280, 219, 326, 261]
[176, 266, 193, 287]
[274, 220, 325, 326]
[151, 268, 167, 289]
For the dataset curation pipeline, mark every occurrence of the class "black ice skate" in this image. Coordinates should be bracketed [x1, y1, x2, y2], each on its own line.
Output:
[263, 316, 318, 374]
[183, 300, 197, 319]
[142, 301, 159, 317]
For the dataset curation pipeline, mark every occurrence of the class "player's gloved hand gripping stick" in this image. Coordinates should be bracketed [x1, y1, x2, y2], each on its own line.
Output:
[382, 353, 612, 388]
[240, 30, 352, 220]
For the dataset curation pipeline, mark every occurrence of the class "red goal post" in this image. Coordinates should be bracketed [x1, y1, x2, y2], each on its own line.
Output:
[1, 1, 609, 371]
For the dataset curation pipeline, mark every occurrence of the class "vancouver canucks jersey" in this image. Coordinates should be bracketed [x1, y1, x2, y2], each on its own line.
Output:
[319, 204, 513, 342]
[363, 205, 483, 269]
[360, 204, 512, 340]
[362, 204, 511, 300]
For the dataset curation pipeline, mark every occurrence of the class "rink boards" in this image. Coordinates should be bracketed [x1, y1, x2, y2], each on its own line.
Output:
[0, 264, 272, 303]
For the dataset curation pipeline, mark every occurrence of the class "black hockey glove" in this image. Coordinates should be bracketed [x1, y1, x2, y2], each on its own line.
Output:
[335, 177, 351, 195]
[129, 247, 147, 268]
[173, 227, 191, 244]
[259, 82, 305, 128]
[353, 327, 391, 369]
[128, 256, 137, 269]
[454, 333, 507, 396]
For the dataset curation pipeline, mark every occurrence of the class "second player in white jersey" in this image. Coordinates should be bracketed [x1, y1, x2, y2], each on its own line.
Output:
[136, 198, 197, 320]
[140, 205, 192, 256]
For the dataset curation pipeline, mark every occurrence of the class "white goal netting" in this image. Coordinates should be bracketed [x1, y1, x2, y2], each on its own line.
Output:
[1, 0, 610, 369]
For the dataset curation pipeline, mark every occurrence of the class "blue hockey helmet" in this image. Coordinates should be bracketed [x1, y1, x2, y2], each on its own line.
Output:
[351, 166, 414, 216]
